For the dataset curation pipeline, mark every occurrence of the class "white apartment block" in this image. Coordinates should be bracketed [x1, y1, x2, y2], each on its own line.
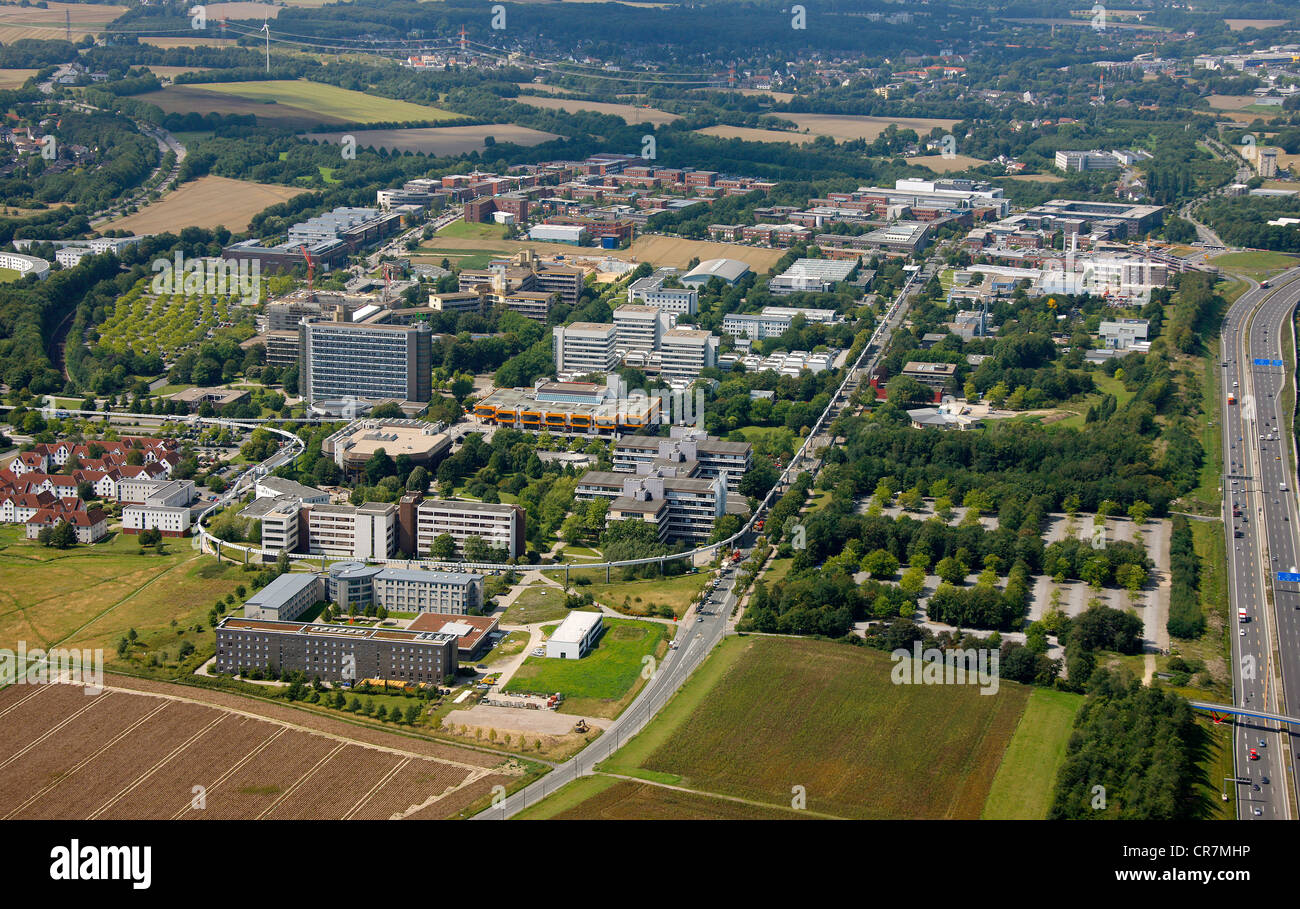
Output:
[553, 322, 620, 375]
[122, 504, 192, 536]
[416, 499, 524, 559]
[627, 267, 699, 315]
[658, 329, 719, 379]
[243, 572, 324, 623]
[613, 304, 664, 352]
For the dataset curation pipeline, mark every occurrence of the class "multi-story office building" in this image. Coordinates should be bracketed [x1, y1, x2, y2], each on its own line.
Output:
[613, 305, 664, 352]
[768, 258, 858, 294]
[576, 470, 725, 543]
[722, 306, 841, 341]
[305, 502, 396, 560]
[121, 503, 192, 537]
[241, 496, 303, 553]
[658, 329, 718, 379]
[1055, 150, 1122, 172]
[611, 429, 751, 491]
[214, 616, 458, 683]
[553, 322, 620, 375]
[627, 268, 698, 315]
[415, 499, 525, 559]
[300, 320, 432, 407]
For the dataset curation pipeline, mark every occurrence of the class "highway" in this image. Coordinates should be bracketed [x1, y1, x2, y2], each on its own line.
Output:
[1222, 267, 1300, 818]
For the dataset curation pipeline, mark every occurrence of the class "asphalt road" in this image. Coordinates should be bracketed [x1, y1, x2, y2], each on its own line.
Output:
[1222, 268, 1300, 818]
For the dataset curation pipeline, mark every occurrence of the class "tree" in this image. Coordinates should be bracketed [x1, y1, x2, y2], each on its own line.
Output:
[406, 466, 428, 492]
[51, 520, 77, 549]
[1081, 556, 1110, 591]
[1128, 501, 1152, 526]
[462, 534, 490, 563]
[862, 549, 899, 579]
[1116, 563, 1147, 593]
[364, 448, 395, 486]
[430, 533, 457, 560]
[936, 555, 966, 585]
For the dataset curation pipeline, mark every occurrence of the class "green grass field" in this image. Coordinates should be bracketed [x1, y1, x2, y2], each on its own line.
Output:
[504, 618, 668, 718]
[0, 525, 246, 677]
[501, 585, 572, 625]
[1055, 371, 1136, 430]
[982, 688, 1083, 818]
[187, 80, 456, 124]
[0, 266, 23, 283]
[436, 220, 509, 241]
[570, 568, 707, 618]
[594, 636, 1031, 818]
[1211, 250, 1299, 280]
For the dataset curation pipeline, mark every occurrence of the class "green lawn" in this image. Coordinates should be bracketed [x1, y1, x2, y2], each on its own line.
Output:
[500, 585, 572, 625]
[0, 266, 23, 283]
[570, 568, 708, 618]
[1211, 250, 1299, 281]
[982, 688, 1083, 818]
[188, 79, 457, 124]
[0, 524, 247, 679]
[503, 618, 668, 718]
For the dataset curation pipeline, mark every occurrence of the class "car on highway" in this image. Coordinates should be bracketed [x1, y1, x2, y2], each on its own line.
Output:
[1259, 739, 1267, 748]
[1254, 807, 1264, 816]
[1250, 749, 1260, 760]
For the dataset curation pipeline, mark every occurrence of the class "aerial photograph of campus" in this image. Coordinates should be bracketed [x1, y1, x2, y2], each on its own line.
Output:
[0, 0, 1298, 885]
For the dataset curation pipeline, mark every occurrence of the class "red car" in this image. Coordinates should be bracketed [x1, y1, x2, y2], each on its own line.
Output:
[1250, 749, 1260, 761]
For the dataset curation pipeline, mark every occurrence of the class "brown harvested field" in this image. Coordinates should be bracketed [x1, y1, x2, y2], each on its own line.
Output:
[0, 68, 36, 89]
[737, 88, 796, 103]
[906, 154, 989, 173]
[104, 175, 306, 234]
[0, 678, 524, 820]
[511, 94, 680, 126]
[552, 779, 812, 819]
[1225, 18, 1291, 30]
[699, 113, 959, 145]
[1002, 173, 1064, 183]
[306, 124, 559, 156]
[1208, 94, 1260, 110]
[0, 2, 125, 42]
[1217, 109, 1281, 125]
[139, 84, 349, 129]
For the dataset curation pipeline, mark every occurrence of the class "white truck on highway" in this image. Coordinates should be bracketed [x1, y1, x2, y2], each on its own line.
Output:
[1239, 608, 1249, 623]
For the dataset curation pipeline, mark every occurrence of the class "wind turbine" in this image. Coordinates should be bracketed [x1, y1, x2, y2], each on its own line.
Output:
[262, 21, 270, 74]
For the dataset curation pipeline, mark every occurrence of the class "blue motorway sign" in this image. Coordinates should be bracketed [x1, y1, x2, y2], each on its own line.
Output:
[1277, 572, 1300, 583]
[1254, 358, 1285, 366]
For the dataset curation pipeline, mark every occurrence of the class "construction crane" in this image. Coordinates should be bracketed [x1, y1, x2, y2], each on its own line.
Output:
[299, 244, 316, 301]
[381, 261, 399, 305]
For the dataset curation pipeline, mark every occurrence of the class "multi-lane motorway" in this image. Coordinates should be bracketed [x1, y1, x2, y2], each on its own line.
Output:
[1223, 268, 1300, 818]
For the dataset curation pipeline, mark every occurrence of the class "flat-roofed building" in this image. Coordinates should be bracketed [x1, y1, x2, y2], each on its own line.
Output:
[214, 616, 458, 683]
[553, 322, 619, 375]
[901, 361, 957, 393]
[428, 290, 486, 315]
[473, 381, 661, 435]
[627, 267, 698, 315]
[612, 429, 750, 490]
[415, 499, 525, 559]
[305, 502, 396, 560]
[613, 304, 663, 352]
[322, 419, 453, 474]
[768, 257, 858, 294]
[1099, 318, 1149, 349]
[407, 611, 498, 661]
[576, 470, 725, 542]
[122, 503, 192, 537]
[859, 221, 931, 254]
[240, 496, 301, 553]
[300, 320, 433, 407]
[243, 572, 325, 622]
[659, 329, 718, 379]
[545, 610, 603, 659]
